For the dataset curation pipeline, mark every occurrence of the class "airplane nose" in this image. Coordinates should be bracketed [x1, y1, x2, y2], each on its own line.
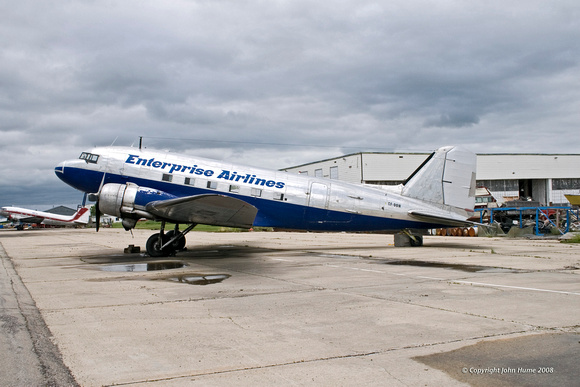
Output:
[54, 158, 102, 193]
[54, 161, 65, 175]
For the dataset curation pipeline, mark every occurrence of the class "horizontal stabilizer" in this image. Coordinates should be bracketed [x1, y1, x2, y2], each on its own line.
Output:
[146, 194, 258, 228]
[408, 210, 474, 227]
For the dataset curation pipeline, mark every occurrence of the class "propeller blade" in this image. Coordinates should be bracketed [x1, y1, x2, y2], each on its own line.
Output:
[94, 172, 106, 232]
[95, 201, 101, 232]
[97, 172, 107, 193]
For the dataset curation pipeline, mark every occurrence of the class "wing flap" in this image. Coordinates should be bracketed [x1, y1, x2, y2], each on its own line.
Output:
[146, 194, 258, 228]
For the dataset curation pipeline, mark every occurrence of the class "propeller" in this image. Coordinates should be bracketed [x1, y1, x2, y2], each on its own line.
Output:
[95, 199, 101, 232]
[88, 172, 107, 232]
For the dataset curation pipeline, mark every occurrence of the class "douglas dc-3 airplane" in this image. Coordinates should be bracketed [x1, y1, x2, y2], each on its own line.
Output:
[0, 205, 89, 230]
[55, 145, 477, 257]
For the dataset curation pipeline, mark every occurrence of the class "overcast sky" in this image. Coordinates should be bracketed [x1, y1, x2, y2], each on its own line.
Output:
[1, 0, 579, 208]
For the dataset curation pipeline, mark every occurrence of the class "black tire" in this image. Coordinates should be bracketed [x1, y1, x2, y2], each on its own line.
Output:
[146, 234, 172, 257]
[410, 235, 423, 247]
[165, 230, 186, 251]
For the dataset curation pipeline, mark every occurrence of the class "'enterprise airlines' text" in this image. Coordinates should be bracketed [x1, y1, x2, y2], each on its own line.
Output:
[125, 154, 285, 189]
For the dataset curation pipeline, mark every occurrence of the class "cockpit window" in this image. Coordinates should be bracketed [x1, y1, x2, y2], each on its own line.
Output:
[79, 152, 99, 164]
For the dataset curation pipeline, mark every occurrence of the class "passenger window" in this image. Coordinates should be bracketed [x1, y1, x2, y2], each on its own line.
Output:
[162, 174, 173, 182]
[273, 192, 284, 201]
[185, 177, 195, 186]
[229, 185, 240, 193]
[251, 188, 262, 197]
[207, 181, 217, 189]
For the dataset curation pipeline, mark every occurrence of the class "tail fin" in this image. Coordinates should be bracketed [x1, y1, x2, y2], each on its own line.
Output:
[402, 146, 476, 213]
[72, 207, 90, 224]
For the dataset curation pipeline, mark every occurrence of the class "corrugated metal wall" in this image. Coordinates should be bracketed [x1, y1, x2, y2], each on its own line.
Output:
[282, 154, 363, 184]
[285, 153, 580, 182]
[361, 153, 429, 182]
[477, 155, 580, 179]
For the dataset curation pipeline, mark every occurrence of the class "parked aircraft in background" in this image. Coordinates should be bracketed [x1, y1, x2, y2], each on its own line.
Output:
[55, 145, 477, 256]
[0, 206, 90, 230]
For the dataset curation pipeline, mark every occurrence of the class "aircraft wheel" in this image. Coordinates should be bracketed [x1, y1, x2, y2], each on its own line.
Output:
[146, 234, 172, 257]
[410, 235, 423, 247]
[166, 230, 186, 251]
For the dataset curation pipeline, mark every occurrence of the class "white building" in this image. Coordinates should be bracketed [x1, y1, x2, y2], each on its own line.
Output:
[281, 152, 580, 206]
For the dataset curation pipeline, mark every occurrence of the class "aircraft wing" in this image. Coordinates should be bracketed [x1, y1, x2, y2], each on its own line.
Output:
[145, 194, 258, 228]
[16, 216, 45, 224]
[408, 210, 475, 227]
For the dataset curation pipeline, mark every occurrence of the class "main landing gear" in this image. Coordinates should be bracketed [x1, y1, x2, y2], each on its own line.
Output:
[146, 221, 197, 257]
[394, 230, 424, 247]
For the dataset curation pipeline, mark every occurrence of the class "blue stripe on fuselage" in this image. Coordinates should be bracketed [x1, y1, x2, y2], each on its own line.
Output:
[55, 167, 106, 194]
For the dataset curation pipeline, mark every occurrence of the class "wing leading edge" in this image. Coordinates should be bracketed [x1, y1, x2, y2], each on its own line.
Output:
[145, 194, 258, 228]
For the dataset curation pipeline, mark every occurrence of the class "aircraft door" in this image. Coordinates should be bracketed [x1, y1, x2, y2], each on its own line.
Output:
[308, 182, 329, 209]
[305, 182, 329, 228]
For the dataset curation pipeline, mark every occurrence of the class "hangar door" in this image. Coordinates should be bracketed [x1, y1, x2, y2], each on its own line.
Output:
[519, 179, 548, 205]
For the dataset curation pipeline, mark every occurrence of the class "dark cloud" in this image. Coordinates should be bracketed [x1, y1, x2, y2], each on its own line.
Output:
[424, 113, 480, 128]
[1, 0, 579, 206]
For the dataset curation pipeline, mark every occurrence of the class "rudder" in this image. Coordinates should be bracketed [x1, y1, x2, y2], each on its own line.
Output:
[402, 146, 476, 212]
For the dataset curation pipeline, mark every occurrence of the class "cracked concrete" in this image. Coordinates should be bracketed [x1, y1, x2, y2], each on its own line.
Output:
[0, 243, 77, 386]
[0, 228, 578, 386]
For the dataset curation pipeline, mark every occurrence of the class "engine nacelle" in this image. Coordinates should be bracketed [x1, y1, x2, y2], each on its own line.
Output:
[98, 183, 176, 221]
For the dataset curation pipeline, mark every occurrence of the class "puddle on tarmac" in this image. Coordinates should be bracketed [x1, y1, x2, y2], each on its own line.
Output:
[382, 260, 522, 273]
[414, 333, 580, 386]
[100, 261, 186, 272]
[164, 274, 231, 285]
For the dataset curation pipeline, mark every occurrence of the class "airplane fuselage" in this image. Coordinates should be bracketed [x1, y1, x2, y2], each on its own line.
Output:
[55, 146, 462, 232]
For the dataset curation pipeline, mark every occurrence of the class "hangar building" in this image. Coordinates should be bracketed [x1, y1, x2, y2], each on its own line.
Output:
[281, 152, 580, 207]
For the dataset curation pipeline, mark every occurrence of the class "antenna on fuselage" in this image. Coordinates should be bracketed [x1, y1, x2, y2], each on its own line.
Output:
[139, 136, 143, 150]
